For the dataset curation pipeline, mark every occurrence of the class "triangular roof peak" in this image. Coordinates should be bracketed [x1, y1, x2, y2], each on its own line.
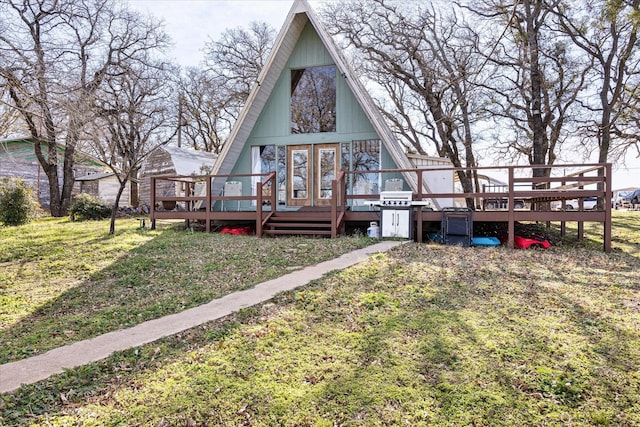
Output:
[213, 0, 418, 188]
[291, 0, 310, 14]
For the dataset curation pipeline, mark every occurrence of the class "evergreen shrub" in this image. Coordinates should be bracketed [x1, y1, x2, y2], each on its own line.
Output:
[0, 177, 37, 226]
[69, 193, 112, 221]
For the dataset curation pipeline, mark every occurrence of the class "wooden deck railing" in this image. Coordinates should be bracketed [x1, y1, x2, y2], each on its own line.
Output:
[148, 163, 613, 252]
[150, 172, 272, 233]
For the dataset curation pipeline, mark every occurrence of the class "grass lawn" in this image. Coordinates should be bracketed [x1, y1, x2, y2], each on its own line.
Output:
[1, 213, 639, 426]
[0, 217, 373, 364]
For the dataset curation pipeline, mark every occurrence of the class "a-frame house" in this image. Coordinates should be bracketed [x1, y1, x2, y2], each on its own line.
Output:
[149, 0, 453, 238]
[148, 0, 612, 251]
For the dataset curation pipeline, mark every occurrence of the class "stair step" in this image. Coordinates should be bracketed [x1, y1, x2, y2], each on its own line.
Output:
[265, 222, 331, 228]
[262, 210, 336, 237]
[263, 229, 332, 235]
[268, 215, 331, 222]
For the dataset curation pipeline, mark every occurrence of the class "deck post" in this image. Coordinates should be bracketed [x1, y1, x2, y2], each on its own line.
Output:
[329, 171, 347, 238]
[150, 176, 156, 230]
[604, 163, 612, 253]
[507, 167, 515, 249]
[560, 179, 566, 238]
[184, 181, 190, 230]
[205, 176, 211, 233]
[331, 178, 337, 238]
[270, 172, 277, 207]
[416, 169, 423, 243]
[257, 180, 263, 238]
[340, 171, 347, 236]
[577, 172, 585, 241]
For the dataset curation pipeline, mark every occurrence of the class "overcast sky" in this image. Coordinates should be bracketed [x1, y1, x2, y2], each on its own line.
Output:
[127, 0, 297, 67]
[126, 0, 639, 188]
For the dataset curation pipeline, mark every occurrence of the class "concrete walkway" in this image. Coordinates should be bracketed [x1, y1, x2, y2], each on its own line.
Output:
[0, 240, 403, 394]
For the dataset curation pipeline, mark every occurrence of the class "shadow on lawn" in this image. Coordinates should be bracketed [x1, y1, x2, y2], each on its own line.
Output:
[0, 315, 244, 425]
[1, 227, 187, 364]
[1, 225, 352, 365]
[2, 238, 639, 425]
[317, 245, 640, 424]
[265, 246, 638, 425]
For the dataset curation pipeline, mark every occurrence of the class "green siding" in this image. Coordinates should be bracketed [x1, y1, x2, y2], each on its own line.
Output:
[251, 74, 289, 138]
[231, 21, 396, 175]
[381, 145, 399, 170]
[0, 139, 104, 166]
[287, 21, 333, 69]
[336, 73, 376, 136]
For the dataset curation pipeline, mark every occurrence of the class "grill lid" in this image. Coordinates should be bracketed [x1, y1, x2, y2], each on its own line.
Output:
[379, 190, 413, 206]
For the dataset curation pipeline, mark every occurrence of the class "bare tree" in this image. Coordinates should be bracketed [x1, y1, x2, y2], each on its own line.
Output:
[87, 58, 178, 234]
[177, 68, 234, 154]
[555, 0, 640, 167]
[171, 21, 275, 157]
[203, 21, 276, 113]
[0, 0, 168, 216]
[466, 0, 587, 180]
[0, 87, 23, 137]
[170, 22, 276, 157]
[324, 0, 485, 207]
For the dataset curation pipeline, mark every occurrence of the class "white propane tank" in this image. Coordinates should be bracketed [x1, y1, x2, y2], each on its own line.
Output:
[367, 221, 380, 238]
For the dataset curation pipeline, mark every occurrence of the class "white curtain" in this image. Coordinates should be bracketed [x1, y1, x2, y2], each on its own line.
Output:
[251, 146, 261, 206]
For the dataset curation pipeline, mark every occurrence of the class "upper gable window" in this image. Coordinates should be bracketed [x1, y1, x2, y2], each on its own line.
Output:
[290, 65, 336, 134]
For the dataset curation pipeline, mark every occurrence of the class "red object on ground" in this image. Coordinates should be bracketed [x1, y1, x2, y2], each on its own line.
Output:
[220, 225, 254, 235]
[513, 235, 551, 249]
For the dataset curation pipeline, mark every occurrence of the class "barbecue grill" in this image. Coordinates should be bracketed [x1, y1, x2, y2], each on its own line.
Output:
[376, 191, 414, 238]
[363, 190, 434, 240]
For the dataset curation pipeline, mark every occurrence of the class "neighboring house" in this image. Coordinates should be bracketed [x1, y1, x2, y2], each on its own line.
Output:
[0, 137, 106, 207]
[210, 0, 451, 210]
[74, 172, 134, 207]
[139, 144, 218, 208]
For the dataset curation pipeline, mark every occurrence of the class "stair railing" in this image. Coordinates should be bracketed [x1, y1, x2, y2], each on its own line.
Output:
[256, 171, 277, 237]
[331, 170, 347, 238]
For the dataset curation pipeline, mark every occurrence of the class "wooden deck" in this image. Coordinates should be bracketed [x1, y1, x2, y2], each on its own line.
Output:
[149, 163, 613, 252]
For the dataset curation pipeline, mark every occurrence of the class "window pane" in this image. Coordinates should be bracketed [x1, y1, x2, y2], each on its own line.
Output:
[291, 149, 308, 199]
[352, 140, 380, 191]
[318, 147, 336, 199]
[291, 66, 336, 134]
[277, 146, 286, 204]
[341, 142, 351, 170]
[260, 145, 276, 173]
[341, 142, 352, 191]
[258, 145, 276, 199]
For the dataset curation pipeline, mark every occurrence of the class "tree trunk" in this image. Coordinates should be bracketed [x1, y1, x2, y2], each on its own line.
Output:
[424, 83, 476, 209]
[109, 180, 128, 235]
[42, 132, 65, 217]
[130, 166, 141, 208]
[45, 166, 63, 217]
[596, 87, 612, 208]
[525, 0, 550, 179]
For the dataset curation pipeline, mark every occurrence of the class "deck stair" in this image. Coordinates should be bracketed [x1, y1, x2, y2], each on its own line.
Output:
[263, 210, 333, 236]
